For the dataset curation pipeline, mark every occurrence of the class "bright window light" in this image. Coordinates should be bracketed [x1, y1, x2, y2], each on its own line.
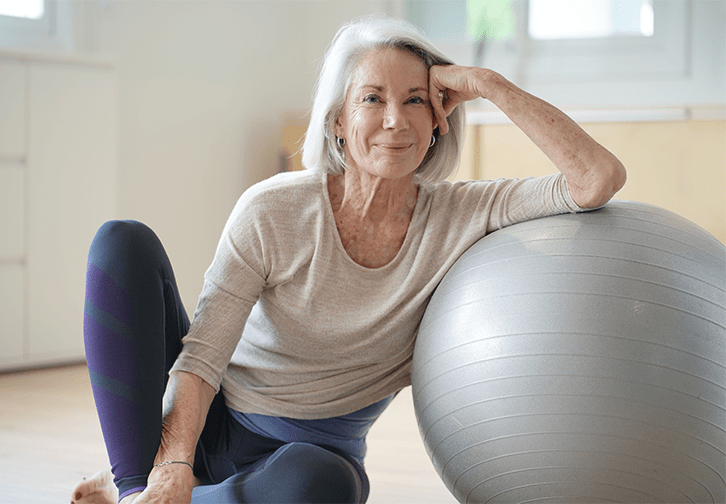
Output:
[529, 0, 654, 40]
[640, 0, 655, 37]
[0, 0, 44, 19]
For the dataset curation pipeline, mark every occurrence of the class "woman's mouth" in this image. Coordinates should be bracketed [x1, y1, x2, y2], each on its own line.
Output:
[375, 143, 413, 152]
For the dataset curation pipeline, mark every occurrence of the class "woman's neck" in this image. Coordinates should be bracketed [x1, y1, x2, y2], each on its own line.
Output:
[328, 168, 417, 224]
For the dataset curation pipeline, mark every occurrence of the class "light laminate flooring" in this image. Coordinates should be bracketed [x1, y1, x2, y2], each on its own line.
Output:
[0, 364, 457, 504]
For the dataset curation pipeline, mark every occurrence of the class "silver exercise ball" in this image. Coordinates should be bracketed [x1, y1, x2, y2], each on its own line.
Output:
[412, 200, 726, 504]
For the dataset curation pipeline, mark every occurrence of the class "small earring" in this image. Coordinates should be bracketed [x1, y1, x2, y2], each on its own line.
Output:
[430, 135, 436, 147]
[337, 137, 346, 149]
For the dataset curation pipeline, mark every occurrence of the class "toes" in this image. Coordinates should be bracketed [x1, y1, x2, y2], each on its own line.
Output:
[71, 469, 117, 504]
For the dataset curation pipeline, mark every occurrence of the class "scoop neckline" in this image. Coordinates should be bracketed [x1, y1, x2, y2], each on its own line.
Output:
[320, 172, 425, 272]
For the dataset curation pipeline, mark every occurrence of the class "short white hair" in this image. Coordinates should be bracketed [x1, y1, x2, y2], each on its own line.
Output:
[301, 15, 466, 185]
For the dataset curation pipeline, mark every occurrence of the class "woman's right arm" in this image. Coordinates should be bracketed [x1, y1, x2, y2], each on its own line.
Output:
[132, 371, 216, 504]
[429, 66, 626, 209]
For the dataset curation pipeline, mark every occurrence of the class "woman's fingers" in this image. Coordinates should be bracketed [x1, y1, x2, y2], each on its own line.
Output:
[429, 65, 483, 135]
[430, 84, 449, 135]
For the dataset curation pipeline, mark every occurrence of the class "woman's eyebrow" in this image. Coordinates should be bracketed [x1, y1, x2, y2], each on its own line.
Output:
[358, 85, 428, 94]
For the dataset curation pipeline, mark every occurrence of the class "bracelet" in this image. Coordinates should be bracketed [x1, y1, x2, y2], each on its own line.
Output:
[153, 460, 194, 471]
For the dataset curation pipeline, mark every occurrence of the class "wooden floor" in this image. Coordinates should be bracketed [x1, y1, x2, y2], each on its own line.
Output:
[0, 364, 457, 504]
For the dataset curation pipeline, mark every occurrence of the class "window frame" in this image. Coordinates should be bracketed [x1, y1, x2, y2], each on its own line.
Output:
[516, 1, 687, 82]
[397, 0, 724, 109]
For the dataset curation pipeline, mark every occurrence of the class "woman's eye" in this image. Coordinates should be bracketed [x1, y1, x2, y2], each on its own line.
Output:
[407, 96, 425, 105]
[363, 94, 381, 103]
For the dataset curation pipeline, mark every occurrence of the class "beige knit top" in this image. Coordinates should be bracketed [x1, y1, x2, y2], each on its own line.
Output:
[171, 169, 585, 419]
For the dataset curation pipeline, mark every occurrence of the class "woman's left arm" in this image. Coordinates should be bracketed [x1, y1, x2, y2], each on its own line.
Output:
[430, 66, 626, 208]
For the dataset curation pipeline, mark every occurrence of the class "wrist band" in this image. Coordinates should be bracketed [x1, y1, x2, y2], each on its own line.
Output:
[153, 460, 193, 470]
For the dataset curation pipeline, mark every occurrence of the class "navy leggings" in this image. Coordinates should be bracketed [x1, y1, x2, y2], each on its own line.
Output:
[84, 220, 368, 503]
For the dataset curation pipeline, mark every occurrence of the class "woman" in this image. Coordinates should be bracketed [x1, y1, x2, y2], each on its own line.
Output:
[73, 15, 625, 504]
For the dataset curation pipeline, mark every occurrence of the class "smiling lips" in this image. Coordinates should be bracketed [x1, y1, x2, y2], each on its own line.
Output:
[375, 143, 413, 151]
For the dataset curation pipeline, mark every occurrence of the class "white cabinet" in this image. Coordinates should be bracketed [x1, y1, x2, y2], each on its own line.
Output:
[0, 62, 26, 367]
[0, 264, 24, 362]
[0, 55, 117, 370]
[0, 162, 24, 259]
[0, 63, 25, 159]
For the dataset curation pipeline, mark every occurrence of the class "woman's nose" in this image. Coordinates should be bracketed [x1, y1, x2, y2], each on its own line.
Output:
[383, 103, 408, 131]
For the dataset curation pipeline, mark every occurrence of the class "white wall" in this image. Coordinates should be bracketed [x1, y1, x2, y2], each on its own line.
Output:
[87, 0, 387, 311]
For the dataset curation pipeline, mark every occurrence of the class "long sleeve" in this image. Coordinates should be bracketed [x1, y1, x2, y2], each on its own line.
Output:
[170, 185, 269, 391]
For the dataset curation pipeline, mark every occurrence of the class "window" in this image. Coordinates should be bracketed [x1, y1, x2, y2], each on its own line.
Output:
[528, 0, 654, 40]
[407, 0, 654, 42]
[0, 0, 45, 19]
[0, 0, 73, 52]
[403, 0, 724, 109]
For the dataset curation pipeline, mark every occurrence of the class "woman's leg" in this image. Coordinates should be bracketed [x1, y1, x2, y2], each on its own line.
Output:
[77, 220, 368, 504]
[192, 442, 369, 504]
[81, 220, 190, 500]
[194, 408, 370, 504]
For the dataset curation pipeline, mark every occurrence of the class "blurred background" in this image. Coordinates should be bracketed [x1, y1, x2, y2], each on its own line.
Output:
[0, 2, 723, 502]
[0, 0, 724, 381]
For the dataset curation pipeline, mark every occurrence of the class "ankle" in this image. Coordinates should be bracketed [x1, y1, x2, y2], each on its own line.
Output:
[119, 492, 142, 504]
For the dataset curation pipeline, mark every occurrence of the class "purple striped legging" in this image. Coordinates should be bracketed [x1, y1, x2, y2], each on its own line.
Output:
[84, 220, 367, 503]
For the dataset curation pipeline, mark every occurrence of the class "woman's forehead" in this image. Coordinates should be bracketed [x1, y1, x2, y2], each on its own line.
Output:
[350, 49, 429, 92]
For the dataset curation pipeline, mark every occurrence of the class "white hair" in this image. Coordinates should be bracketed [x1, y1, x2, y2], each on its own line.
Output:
[301, 15, 466, 185]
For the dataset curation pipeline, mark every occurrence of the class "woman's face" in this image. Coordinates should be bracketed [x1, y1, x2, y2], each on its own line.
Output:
[335, 49, 436, 181]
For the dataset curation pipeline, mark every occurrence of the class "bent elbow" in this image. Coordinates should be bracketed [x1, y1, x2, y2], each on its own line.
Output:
[576, 159, 627, 209]
[603, 159, 627, 202]
[614, 160, 627, 192]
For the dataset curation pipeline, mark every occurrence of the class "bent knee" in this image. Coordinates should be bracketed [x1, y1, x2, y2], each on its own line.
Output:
[95, 220, 157, 247]
[90, 220, 164, 265]
[263, 443, 366, 504]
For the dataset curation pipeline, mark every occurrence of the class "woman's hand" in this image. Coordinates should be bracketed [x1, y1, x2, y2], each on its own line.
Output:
[127, 370, 215, 504]
[429, 64, 489, 135]
[130, 464, 194, 504]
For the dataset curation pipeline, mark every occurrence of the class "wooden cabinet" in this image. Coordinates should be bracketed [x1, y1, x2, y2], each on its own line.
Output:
[0, 56, 117, 370]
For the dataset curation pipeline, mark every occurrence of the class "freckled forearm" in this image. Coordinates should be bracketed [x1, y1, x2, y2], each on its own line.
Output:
[478, 70, 626, 207]
[156, 370, 216, 465]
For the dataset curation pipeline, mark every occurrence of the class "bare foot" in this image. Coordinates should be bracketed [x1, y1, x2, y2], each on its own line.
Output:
[71, 469, 117, 504]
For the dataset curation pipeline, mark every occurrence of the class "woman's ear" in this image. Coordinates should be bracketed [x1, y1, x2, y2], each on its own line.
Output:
[431, 109, 442, 135]
[431, 96, 449, 136]
[334, 115, 344, 139]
